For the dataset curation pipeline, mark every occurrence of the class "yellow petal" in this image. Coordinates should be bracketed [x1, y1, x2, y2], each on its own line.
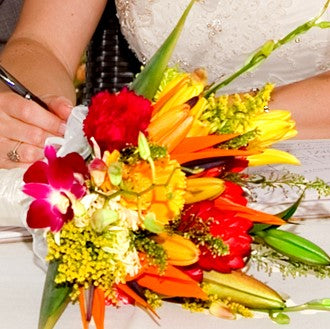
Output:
[247, 148, 301, 166]
[153, 233, 199, 266]
[185, 177, 225, 203]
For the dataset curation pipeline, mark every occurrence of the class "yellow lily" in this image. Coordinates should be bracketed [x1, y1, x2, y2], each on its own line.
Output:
[247, 110, 297, 150]
[152, 69, 206, 119]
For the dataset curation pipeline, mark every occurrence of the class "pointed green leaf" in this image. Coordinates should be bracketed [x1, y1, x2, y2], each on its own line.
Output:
[38, 261, 71, 329]
[251, 191, 306, 234]
[130, 0, 197, 99]
[276, 191, 305, 220]
[249, 223, 272, 234]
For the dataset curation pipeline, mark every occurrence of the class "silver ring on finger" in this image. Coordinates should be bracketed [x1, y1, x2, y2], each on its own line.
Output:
[7, 141, 22, 162]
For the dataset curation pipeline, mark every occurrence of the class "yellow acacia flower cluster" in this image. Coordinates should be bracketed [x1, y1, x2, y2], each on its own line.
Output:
[46, 221, 137, 301]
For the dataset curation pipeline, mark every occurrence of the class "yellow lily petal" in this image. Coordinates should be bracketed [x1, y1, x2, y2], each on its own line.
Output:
[247, 148, 301, 166]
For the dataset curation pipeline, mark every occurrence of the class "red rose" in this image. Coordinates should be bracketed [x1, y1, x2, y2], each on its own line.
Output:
[180, 182, 253, 273]
[83, 88, 153, 153]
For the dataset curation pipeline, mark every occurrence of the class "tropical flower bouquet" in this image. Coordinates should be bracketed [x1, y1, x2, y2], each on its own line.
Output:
[22, 1, 330, 328]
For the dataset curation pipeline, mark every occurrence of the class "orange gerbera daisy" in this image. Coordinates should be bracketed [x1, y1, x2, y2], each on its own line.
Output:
[120, 157, 186, 225]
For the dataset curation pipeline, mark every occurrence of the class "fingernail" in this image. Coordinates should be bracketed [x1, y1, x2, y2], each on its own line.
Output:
[58, 122, 67, 135]
[58, 97, 73, 110]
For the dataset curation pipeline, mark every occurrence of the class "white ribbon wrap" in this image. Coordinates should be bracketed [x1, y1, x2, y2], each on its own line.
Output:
[0, 105, 90, 267]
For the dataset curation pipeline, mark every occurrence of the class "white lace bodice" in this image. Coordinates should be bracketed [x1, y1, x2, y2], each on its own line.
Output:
[116, 0, 330, 93]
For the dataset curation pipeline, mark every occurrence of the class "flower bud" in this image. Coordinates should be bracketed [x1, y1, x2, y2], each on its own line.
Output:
[203, 270, 285, 309]
[90, 209, 118, 232]
[185, 177, 225, 204]
[256, 229, 330, 266]
[153, 233, 199, 266]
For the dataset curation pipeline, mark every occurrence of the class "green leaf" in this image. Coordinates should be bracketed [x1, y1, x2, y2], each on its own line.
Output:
[275, 191, 305, 220]
[38, 261, 71, 329]
[307, 298, 330, 309]
[138, 132, 151, 160]
[249, 223, 272, 234]
[269, 311, 291, 325]
[249, 192, 305, 235]
[130, 0, 197, 99]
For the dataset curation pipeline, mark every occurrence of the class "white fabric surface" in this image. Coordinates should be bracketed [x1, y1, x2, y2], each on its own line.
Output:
[116, 0, 330, 93]
[248, 139, 330, 218]
[1, 220, 330, 329]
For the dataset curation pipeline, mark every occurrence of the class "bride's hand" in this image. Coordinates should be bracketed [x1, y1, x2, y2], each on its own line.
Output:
[0, 92, 72, 169]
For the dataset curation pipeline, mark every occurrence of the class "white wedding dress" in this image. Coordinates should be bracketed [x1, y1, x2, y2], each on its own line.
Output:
[116, 0, 330, 93]
[1, 0, 329, 227]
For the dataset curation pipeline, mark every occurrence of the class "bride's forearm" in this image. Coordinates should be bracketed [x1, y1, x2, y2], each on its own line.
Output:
[270, 71, 330, 139]
[0, 37, 76, 104]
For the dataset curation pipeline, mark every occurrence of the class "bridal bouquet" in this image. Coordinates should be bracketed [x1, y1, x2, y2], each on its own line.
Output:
[22, 1, 330, 328]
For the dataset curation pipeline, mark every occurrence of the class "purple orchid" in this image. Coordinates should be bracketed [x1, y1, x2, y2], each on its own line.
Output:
[23, 145, 88, 232]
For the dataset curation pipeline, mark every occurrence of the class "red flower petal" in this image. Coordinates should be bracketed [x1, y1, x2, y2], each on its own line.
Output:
[180, 199, 253, 273]
[26, 199, 61, 231]
[22, 183, 52, 199]
[23, 161, 48, 184]
[83, 88, 152, 153]
[47, 157, 75, 190]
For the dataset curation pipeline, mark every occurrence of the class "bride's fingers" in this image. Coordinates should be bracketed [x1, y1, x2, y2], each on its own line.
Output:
[0, 111, 55, 148]
[0, 138, 44, 169]
[43, 95, 73, 120]
[0, 92, 67, 136]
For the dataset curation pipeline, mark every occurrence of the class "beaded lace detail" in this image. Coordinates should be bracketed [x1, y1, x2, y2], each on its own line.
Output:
[115, 0, 329, 93]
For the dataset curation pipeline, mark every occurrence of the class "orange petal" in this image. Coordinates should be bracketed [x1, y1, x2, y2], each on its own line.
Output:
[171, 134, 239, 154]
[171, 148, 260, 164]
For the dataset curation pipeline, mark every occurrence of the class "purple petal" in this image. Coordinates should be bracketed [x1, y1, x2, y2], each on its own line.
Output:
[22, 183, 53, 199]
[23, 161, 48, 184]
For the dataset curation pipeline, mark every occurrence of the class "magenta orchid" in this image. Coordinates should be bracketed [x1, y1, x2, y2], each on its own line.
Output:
[23, 146, 88, 232]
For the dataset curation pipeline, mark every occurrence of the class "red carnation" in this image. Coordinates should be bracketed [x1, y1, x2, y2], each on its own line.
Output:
[83, 88, 153, 153]
[180, 182, 253, 273]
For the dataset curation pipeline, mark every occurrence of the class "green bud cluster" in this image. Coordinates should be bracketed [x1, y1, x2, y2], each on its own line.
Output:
[132, 231, 167, 270]
[144, 289, 163, 308]
[120, 145, 167, 165]
[154, 66, 184, 100]
[219, 130, 258, 149]
[201, 83, 273, 135]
